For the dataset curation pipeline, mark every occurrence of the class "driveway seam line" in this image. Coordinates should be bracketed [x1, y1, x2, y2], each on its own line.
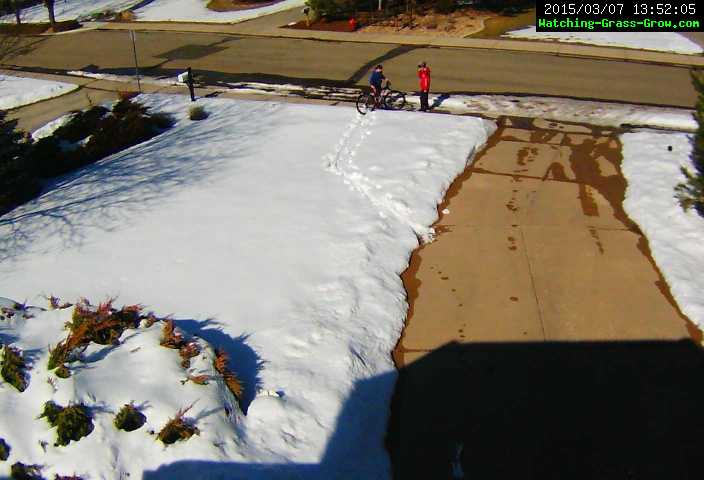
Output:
[519, 226, 548, 341]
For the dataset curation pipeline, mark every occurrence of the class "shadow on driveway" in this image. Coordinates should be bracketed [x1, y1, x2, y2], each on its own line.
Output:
[135, 339, 704, 479]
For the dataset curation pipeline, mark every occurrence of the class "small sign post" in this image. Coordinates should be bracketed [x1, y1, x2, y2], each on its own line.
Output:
[129, 30, 141, 93]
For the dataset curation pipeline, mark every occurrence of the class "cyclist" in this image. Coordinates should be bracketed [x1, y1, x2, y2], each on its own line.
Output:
[369, 64, 386, 109]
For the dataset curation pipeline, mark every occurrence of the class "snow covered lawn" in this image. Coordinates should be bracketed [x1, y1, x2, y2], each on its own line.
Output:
[1, 0, 142, 23]
[621, 131, 704, 331]
[0, 94, 493, 478]
[419, 94, 697, 132]
[0, 75, 77, 110]
[134, 0, 305, 23]
[503, 29, 703, 55]
[1, 0, 305, 23]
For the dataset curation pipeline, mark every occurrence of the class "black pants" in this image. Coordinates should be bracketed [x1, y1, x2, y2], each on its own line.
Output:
[420, 91, 429, 111]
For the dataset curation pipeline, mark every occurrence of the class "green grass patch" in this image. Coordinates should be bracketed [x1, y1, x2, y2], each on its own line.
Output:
[40, 401, 94, 447]
[10, 462, 43, 479]
[189, 105, 209, 121]
[54, 364, 71, 379]
[114, 403, 146, 432]
[0, 437, 10, 461]
[1, 345, 28, 392]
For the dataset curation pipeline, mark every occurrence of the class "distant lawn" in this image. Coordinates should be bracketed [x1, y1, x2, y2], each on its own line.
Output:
[207, 0, 277, 12]
[470, 8, 535, 38]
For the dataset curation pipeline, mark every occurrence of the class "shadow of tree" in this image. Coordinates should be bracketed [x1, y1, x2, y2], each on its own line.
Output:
[430, 92, 449, 109]
[0, 99, 281, 263]
[0, 34, 46, 65]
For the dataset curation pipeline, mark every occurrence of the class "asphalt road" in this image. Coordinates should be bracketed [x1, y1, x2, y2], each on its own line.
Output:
[1, 29, 698, 107]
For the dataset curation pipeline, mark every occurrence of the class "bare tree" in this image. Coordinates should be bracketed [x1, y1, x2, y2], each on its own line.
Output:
[1, 0, 23, 24]
[14, 0, 22, 24]
[43, 0, 56, 26]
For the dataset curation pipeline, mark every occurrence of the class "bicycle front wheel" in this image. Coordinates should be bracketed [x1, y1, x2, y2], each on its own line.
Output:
[383, 90, 406, 111]
[356, 93, 374, 115]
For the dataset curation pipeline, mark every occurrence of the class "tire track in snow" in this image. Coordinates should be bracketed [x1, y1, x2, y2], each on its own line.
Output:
[324, 113, 434, 241]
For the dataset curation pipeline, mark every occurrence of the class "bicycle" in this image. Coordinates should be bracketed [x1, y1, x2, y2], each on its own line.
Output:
[356, 82, 407, 115]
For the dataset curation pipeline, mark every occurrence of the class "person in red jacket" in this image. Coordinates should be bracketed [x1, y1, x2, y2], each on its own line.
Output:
[417, 61, 431, 112]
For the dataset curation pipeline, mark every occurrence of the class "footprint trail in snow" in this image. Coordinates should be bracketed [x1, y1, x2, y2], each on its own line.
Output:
[324, 112, 433, 241]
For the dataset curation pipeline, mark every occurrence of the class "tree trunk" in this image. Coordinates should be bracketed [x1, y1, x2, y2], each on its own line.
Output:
[44, 0, 56, 26]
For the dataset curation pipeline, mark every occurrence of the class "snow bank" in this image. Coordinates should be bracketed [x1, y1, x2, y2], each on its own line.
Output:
[422, 94, 697, 132]
[0, 94, 494, 478]
[0, 0, 142, 23]
[67, 70, 183, 87]
[504, 28, 703, 55]
[0, 75, 77, 110]
[134, 0, 305, 23]
[621, 131, 704, 330]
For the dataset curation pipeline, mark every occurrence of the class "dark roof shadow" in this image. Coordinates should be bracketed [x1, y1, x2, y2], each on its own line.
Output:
[139, 339, 704, 479]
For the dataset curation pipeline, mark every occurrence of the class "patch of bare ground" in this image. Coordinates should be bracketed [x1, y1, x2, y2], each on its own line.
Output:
[359, 7, 494, 37]
[285, 17, 356, 32]
[0, 20, 80, 34]
[469, 7, 535, 38]
[207, 0, 283, 12]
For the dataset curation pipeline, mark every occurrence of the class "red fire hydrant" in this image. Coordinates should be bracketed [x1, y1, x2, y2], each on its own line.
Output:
[348, 17, 358, 31]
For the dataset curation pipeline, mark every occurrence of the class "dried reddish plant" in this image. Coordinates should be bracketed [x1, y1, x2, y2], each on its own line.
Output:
[179, 342, 200, 368]
[223, 373, 243, 401]
[214, 349, 228, 375]
[1, 345, 28, 392]
[214, 349, 244, 404]
[181, 374, 209, 386]
[157, 405, 199, 445]
[160, 319, 185, 349]
[95, 299, 114, 319]
[49, 298, 148, 371]
[117, 90, 138, 101]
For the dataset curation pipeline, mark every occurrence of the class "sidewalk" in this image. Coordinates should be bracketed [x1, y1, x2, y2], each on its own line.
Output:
[85, 8, 704, 68]
[3, 68, 342, 132]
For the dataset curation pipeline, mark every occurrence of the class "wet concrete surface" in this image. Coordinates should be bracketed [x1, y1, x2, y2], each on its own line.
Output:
[388, 117, 704, 479]
[395, 116, 699, 365]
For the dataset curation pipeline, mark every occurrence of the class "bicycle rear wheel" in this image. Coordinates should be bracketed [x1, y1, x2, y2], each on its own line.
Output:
[383, 90, 407, 111]
[356, 93, 375, 115]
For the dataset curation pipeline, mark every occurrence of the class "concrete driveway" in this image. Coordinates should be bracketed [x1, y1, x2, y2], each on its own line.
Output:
[389, 117, 702, 478]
